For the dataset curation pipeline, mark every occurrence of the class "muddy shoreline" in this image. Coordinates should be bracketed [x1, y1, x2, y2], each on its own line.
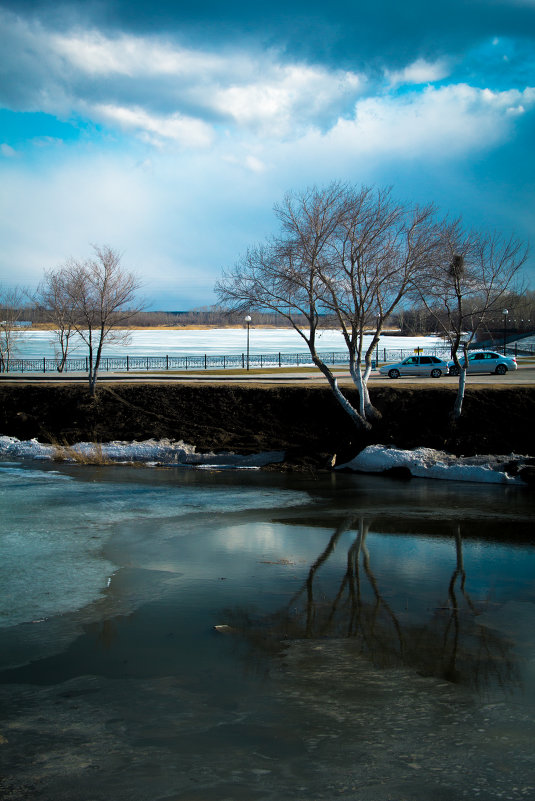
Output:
[1, 384, 534, 467]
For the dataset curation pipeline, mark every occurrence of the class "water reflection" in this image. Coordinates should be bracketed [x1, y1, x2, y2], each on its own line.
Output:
[224, 517, 520, 696]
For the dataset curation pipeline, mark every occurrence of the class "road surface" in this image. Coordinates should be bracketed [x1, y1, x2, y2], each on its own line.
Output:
[1, 366, 534, 385]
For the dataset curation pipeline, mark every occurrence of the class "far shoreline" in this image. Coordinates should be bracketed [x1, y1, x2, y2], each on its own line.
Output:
[26, 323, 408, 334]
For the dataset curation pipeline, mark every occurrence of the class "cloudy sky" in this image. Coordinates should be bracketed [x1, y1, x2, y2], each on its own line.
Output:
[1, 0, 534, 309]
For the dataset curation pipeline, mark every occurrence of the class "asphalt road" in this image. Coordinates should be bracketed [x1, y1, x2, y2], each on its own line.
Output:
[1, 366, 534, 385]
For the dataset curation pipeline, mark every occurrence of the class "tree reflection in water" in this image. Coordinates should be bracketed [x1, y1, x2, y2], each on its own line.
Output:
[223, 518, 519, 695]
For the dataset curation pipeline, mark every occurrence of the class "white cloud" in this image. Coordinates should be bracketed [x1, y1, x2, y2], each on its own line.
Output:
[506, 104, 526, 114]
[213, 64, 362, 136]
[51, 29, 227, 78]
[0, 10, 364, 142]
[324, 84, 535, 160]
[92, 104, 215, 148]
[2, 10, 532, 158]
[386, 58, 452, 87]
[1, 11, 534, 304]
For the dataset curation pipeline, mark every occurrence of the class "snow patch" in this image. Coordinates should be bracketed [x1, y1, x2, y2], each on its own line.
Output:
[338, 445, 527, 484]
[0, 436, 285, 469]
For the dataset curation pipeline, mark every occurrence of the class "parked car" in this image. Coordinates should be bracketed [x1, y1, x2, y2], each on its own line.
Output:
[379, 355, 449, 378]
[447, 351, 517, 376]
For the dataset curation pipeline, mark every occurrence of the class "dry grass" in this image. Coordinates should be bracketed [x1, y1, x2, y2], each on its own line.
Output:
[50, 439, 112, 465]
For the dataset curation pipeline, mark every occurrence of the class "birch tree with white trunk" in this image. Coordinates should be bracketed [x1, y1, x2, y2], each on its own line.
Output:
[319, 186, 438, 421]
[217, 183, 372, 429]
[216, 182, 437, 429]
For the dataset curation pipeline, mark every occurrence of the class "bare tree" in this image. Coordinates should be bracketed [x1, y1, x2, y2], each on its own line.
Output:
[415, 222, 528, 419]
[217, 183, 437, 429]
[45, 245, 143, 395]
[0, 287, 26, 372]
[217, 183, 373, 429]
[319, 186, 438, 420]
[37, 268, 79, 371]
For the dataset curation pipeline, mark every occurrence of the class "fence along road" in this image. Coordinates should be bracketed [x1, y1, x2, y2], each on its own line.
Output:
[0, 345, 467, 374]
[1, 363, 534, 386]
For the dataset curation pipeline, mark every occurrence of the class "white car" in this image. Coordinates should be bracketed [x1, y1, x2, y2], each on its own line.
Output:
[447, 351, 517, 376]
[379, 355, 449, 379]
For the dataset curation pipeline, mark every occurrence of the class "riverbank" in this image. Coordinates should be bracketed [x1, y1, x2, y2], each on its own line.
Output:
[1, 384, 534, 467]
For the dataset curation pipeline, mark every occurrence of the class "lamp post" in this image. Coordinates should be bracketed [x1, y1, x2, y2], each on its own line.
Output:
[245, 315, 251, 370]
[503, 309, 508, 355]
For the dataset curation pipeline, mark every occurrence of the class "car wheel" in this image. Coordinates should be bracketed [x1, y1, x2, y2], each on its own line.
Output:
[449, 366, 460, 377]
[495, 364, 507, 375]
[430, 368, 442, 378]
[388, 369, 400, 379]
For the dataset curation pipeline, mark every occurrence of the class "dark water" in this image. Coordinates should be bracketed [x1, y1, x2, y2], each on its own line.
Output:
[1, 462, 534, 800]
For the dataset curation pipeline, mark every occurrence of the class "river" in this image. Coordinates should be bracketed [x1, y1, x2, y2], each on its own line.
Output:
[0, 457, 533, 800]
[12, 328, 447, 359]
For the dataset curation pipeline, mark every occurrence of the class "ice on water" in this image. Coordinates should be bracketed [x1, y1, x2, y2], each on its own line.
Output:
[0, 464, 115, 628]
[0, 458, 307, 629]
[13, 328, 446, 359]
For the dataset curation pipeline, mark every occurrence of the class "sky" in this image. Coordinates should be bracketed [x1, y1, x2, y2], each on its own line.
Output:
[0, 0, 534, 310]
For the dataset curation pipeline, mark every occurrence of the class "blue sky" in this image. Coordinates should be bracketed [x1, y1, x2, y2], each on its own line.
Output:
[0, 0, 534, 310]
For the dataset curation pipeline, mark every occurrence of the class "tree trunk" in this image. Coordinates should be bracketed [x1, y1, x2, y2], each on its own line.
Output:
[87, 328, 106, 396]
[55, 330, 73, 373]
[88, 371, 98, 397]
[451, 341, 469, 420]
[57, 350, 67, 373]
[312, 355, 371, 430]
[349, 355, 381, 421]
[452, 366, 467, 420]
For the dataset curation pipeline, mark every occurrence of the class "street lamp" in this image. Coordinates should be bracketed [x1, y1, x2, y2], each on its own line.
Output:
[503, 309, 508, 355]
[245, 315, 251, 370]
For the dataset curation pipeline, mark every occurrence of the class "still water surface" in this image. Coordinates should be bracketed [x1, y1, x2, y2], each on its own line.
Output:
[1, 460, 534, 800]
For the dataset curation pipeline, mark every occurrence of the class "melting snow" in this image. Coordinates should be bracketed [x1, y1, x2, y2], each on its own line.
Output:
[338, 445, 528, 484]
[0, 436, 285, 468]
[0, 437, 529, 484]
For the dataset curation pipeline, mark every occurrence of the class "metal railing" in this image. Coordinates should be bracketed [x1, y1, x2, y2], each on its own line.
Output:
[0, 345, 462, 373]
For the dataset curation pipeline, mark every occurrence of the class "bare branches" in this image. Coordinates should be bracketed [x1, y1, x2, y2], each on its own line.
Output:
[217, 183, 373, 429]
[41, 245, 143, 394]
[217, 181, 530, 428]
[414, 222, 528, 418]
[218, 182, 443, 425]
[0, 286, 27, 372]
[38, 266, 80, 370]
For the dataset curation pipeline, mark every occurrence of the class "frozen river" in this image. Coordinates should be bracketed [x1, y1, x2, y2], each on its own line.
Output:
[12, 327, 447, 359]
[1, 456, 534, 800]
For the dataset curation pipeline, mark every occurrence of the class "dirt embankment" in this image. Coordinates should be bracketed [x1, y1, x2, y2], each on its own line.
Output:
[1, 384, 534, 467]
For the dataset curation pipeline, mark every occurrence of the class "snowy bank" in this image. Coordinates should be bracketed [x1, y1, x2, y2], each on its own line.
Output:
[0, 436, 285, 469]
[338, 445, 532, 485]
[1, 436, 532, 484]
